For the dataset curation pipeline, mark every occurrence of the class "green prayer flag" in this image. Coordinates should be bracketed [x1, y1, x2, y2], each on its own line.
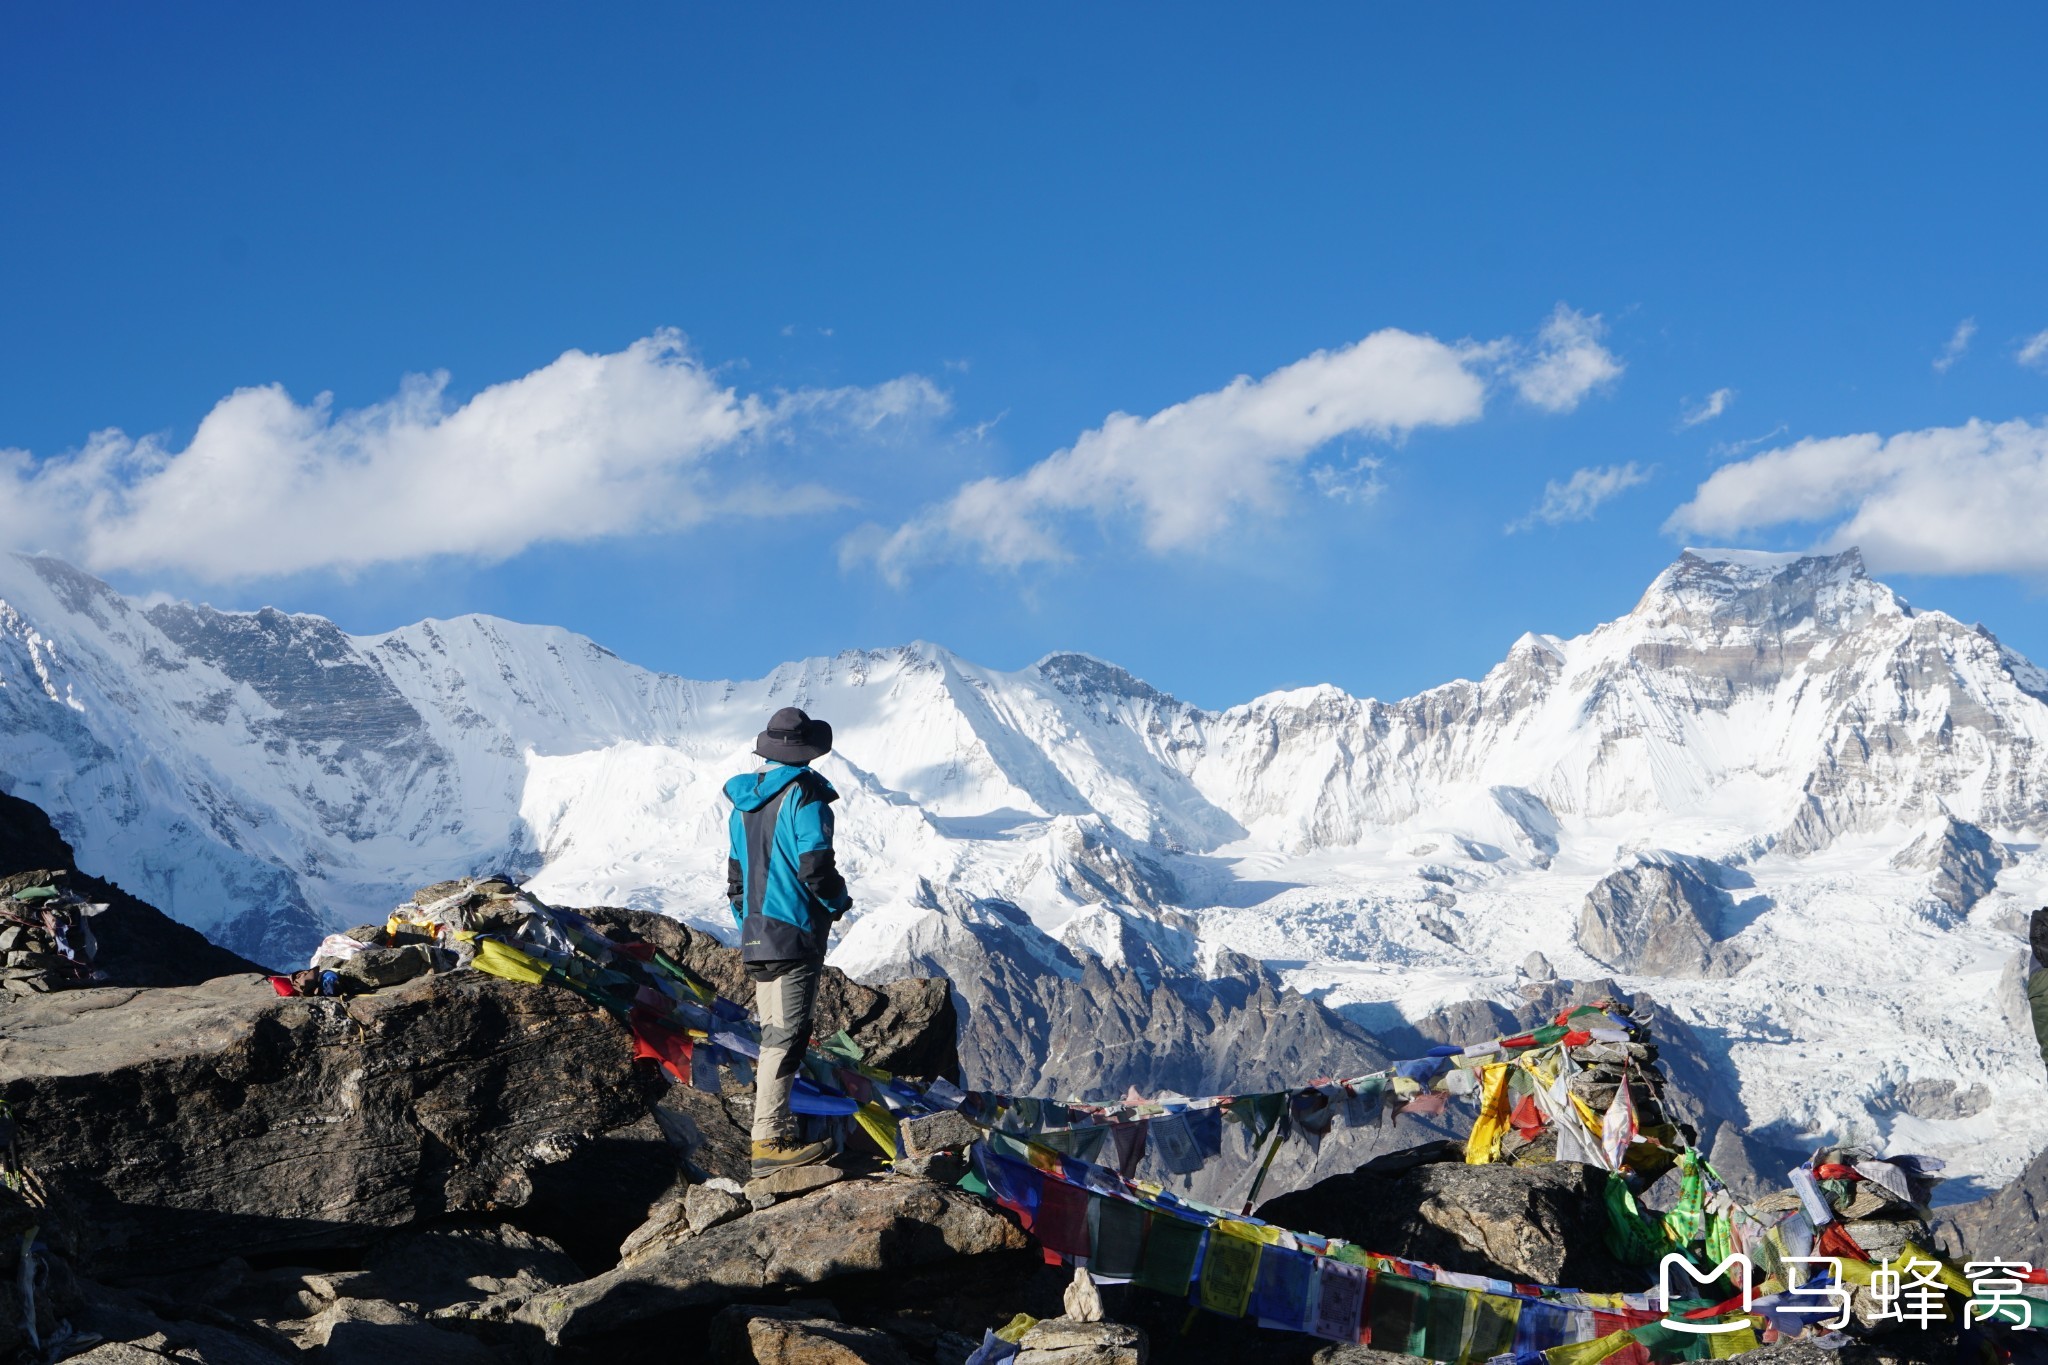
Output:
[1423, 1284, 1472, 1363]
[1662, 1152, 1708, 1248]
[1133, 1214, 1204, 1297]
[1368, 1272, 1431, 1357]
[1228, 1092, 1287, 1145]
[9, 886, 58, 902]
[1704, 1208, 1736, 1269]
[1197, 1227, 1262, 1317]
[1605, 1172, 1677, 1265]
[1531, 1024, 1570, 1046]
[822, 1029, 865, 1064]
[1627, 1318, 1714, 1362]
[1089, 1196, 1148, 1279]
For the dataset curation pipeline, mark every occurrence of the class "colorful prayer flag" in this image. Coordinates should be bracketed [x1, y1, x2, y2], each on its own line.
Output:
[1311, 1257, 1368, 1343]
[1198, 1225, 1263, 1316]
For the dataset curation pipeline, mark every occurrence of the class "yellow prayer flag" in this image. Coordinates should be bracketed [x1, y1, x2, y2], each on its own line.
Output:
[1465, 1063, 1514, 1165]
[1543, 1327, 1641, 1365]
[466, 934, 551, 985]
[1197, 1226, 1262, 1317]
[1707, 1326, 1761, 1358]
[854, 1102, 900, 1159]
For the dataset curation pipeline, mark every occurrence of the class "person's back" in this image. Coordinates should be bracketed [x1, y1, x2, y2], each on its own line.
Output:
[723, 706, 852, 1176]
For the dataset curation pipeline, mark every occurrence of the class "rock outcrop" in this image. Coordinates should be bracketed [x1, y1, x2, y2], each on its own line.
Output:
[863, 882, 1390, 1104]
[1576, 855, 1754, 980]
[0, 813, 1065, 1364]
[1, 969, 673, 1277]
[1937, 1142, 2048, 1265]
[1256, 1155, 1642, 1291]
[1890, 815, 2013, 921]
[0, 791, 267, 985]
[517, 1177, 1034, 1346]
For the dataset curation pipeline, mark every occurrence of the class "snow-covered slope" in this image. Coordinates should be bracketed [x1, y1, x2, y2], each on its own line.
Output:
[5, 548, 2048, 1191]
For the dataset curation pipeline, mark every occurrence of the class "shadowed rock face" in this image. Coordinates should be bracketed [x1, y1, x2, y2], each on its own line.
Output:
[1891, 816, 2013, 921]
[516, 1179, 1033, 1345]
[0, 790, 272, 981]
[860, 883, 1390, 1108]
[0, 971, 668, 1278]
[1939, 1144, 2048, 1266]
[144, 601, 434, 757]
[1576, 856, 1752, 980]
[1257, 1158, 1642, 1292]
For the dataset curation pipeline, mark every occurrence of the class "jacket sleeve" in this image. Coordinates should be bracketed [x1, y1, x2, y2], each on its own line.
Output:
[789, 786, 852, 915]
[726, 809, 746, 934]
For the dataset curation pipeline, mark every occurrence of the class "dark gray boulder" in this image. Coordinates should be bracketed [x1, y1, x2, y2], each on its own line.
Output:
[1256, 1153, 1642, 1291]
[0, 791, 268, 984]
[514, 1176, 1033, 1345]
[1939, 1143, 2048, 1266]
[0, 970, 670, 1278]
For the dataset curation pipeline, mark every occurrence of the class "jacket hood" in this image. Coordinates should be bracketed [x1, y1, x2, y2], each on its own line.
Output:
[723, 762, 836, 812]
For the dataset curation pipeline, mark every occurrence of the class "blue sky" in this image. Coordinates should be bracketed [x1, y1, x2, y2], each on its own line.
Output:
[3, 4, 2046, 708]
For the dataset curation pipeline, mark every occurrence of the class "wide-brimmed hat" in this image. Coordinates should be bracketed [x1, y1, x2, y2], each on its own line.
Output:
[754, 706, 833, 764]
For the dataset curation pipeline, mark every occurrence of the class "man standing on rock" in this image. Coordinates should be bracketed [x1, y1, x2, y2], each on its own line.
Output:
[725, 707, 853, 1178]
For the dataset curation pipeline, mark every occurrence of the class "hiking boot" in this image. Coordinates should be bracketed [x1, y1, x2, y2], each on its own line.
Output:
[751, 1134, 833, 1177]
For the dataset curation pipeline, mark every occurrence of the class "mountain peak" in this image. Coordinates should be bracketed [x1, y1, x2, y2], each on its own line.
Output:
[1032, 651, 1178, 709]
[1630, 545, 1898, 632]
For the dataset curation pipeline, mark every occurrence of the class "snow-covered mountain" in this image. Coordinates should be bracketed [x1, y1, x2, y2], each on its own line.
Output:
[5, 548, 2048, 1192]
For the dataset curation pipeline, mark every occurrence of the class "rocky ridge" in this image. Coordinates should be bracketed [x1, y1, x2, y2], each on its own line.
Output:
[3, 814, 2044, 1365]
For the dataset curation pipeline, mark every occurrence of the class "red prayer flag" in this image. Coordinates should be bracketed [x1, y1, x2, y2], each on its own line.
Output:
[1814, 1219, 1870, 1263]
[628, 1006, 694, 1083]
[1033, 1178, 1091, 1264]
[1510, 1094, 1546, 1139]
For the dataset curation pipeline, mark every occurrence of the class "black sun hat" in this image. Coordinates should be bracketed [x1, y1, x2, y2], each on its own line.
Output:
[755, 706, 834, 764]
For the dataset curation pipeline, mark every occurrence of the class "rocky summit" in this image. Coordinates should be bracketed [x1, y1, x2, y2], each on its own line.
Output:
[0, 811, 1039, 1363]
[4, 802, 2048, 1365]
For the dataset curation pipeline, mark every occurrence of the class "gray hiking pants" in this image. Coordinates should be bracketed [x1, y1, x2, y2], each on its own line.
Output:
[751, 957, 822, 1145]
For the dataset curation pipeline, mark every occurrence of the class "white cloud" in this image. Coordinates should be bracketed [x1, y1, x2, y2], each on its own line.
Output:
[1506, 463, 1652, 533]
[1507, 305, 1624, 413]
[851, 307, 1621, 582]
[1709, 424, 1787, 460]
[1934, 318, 1977, 373]
[2019, 329, 2048, 373]
[1665, 417, 2048, 575]
[853, 327, 1489, 581]
[1311, 454, 1385, 505]
[1680, 388, 1735, 428]
[0, 331, 946, 581]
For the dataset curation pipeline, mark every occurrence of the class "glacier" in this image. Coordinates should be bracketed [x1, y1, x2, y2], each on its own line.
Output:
[3, 547, 2048, 1193]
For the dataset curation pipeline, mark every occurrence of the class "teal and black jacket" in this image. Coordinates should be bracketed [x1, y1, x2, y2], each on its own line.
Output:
[724, 761, 851, 966]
